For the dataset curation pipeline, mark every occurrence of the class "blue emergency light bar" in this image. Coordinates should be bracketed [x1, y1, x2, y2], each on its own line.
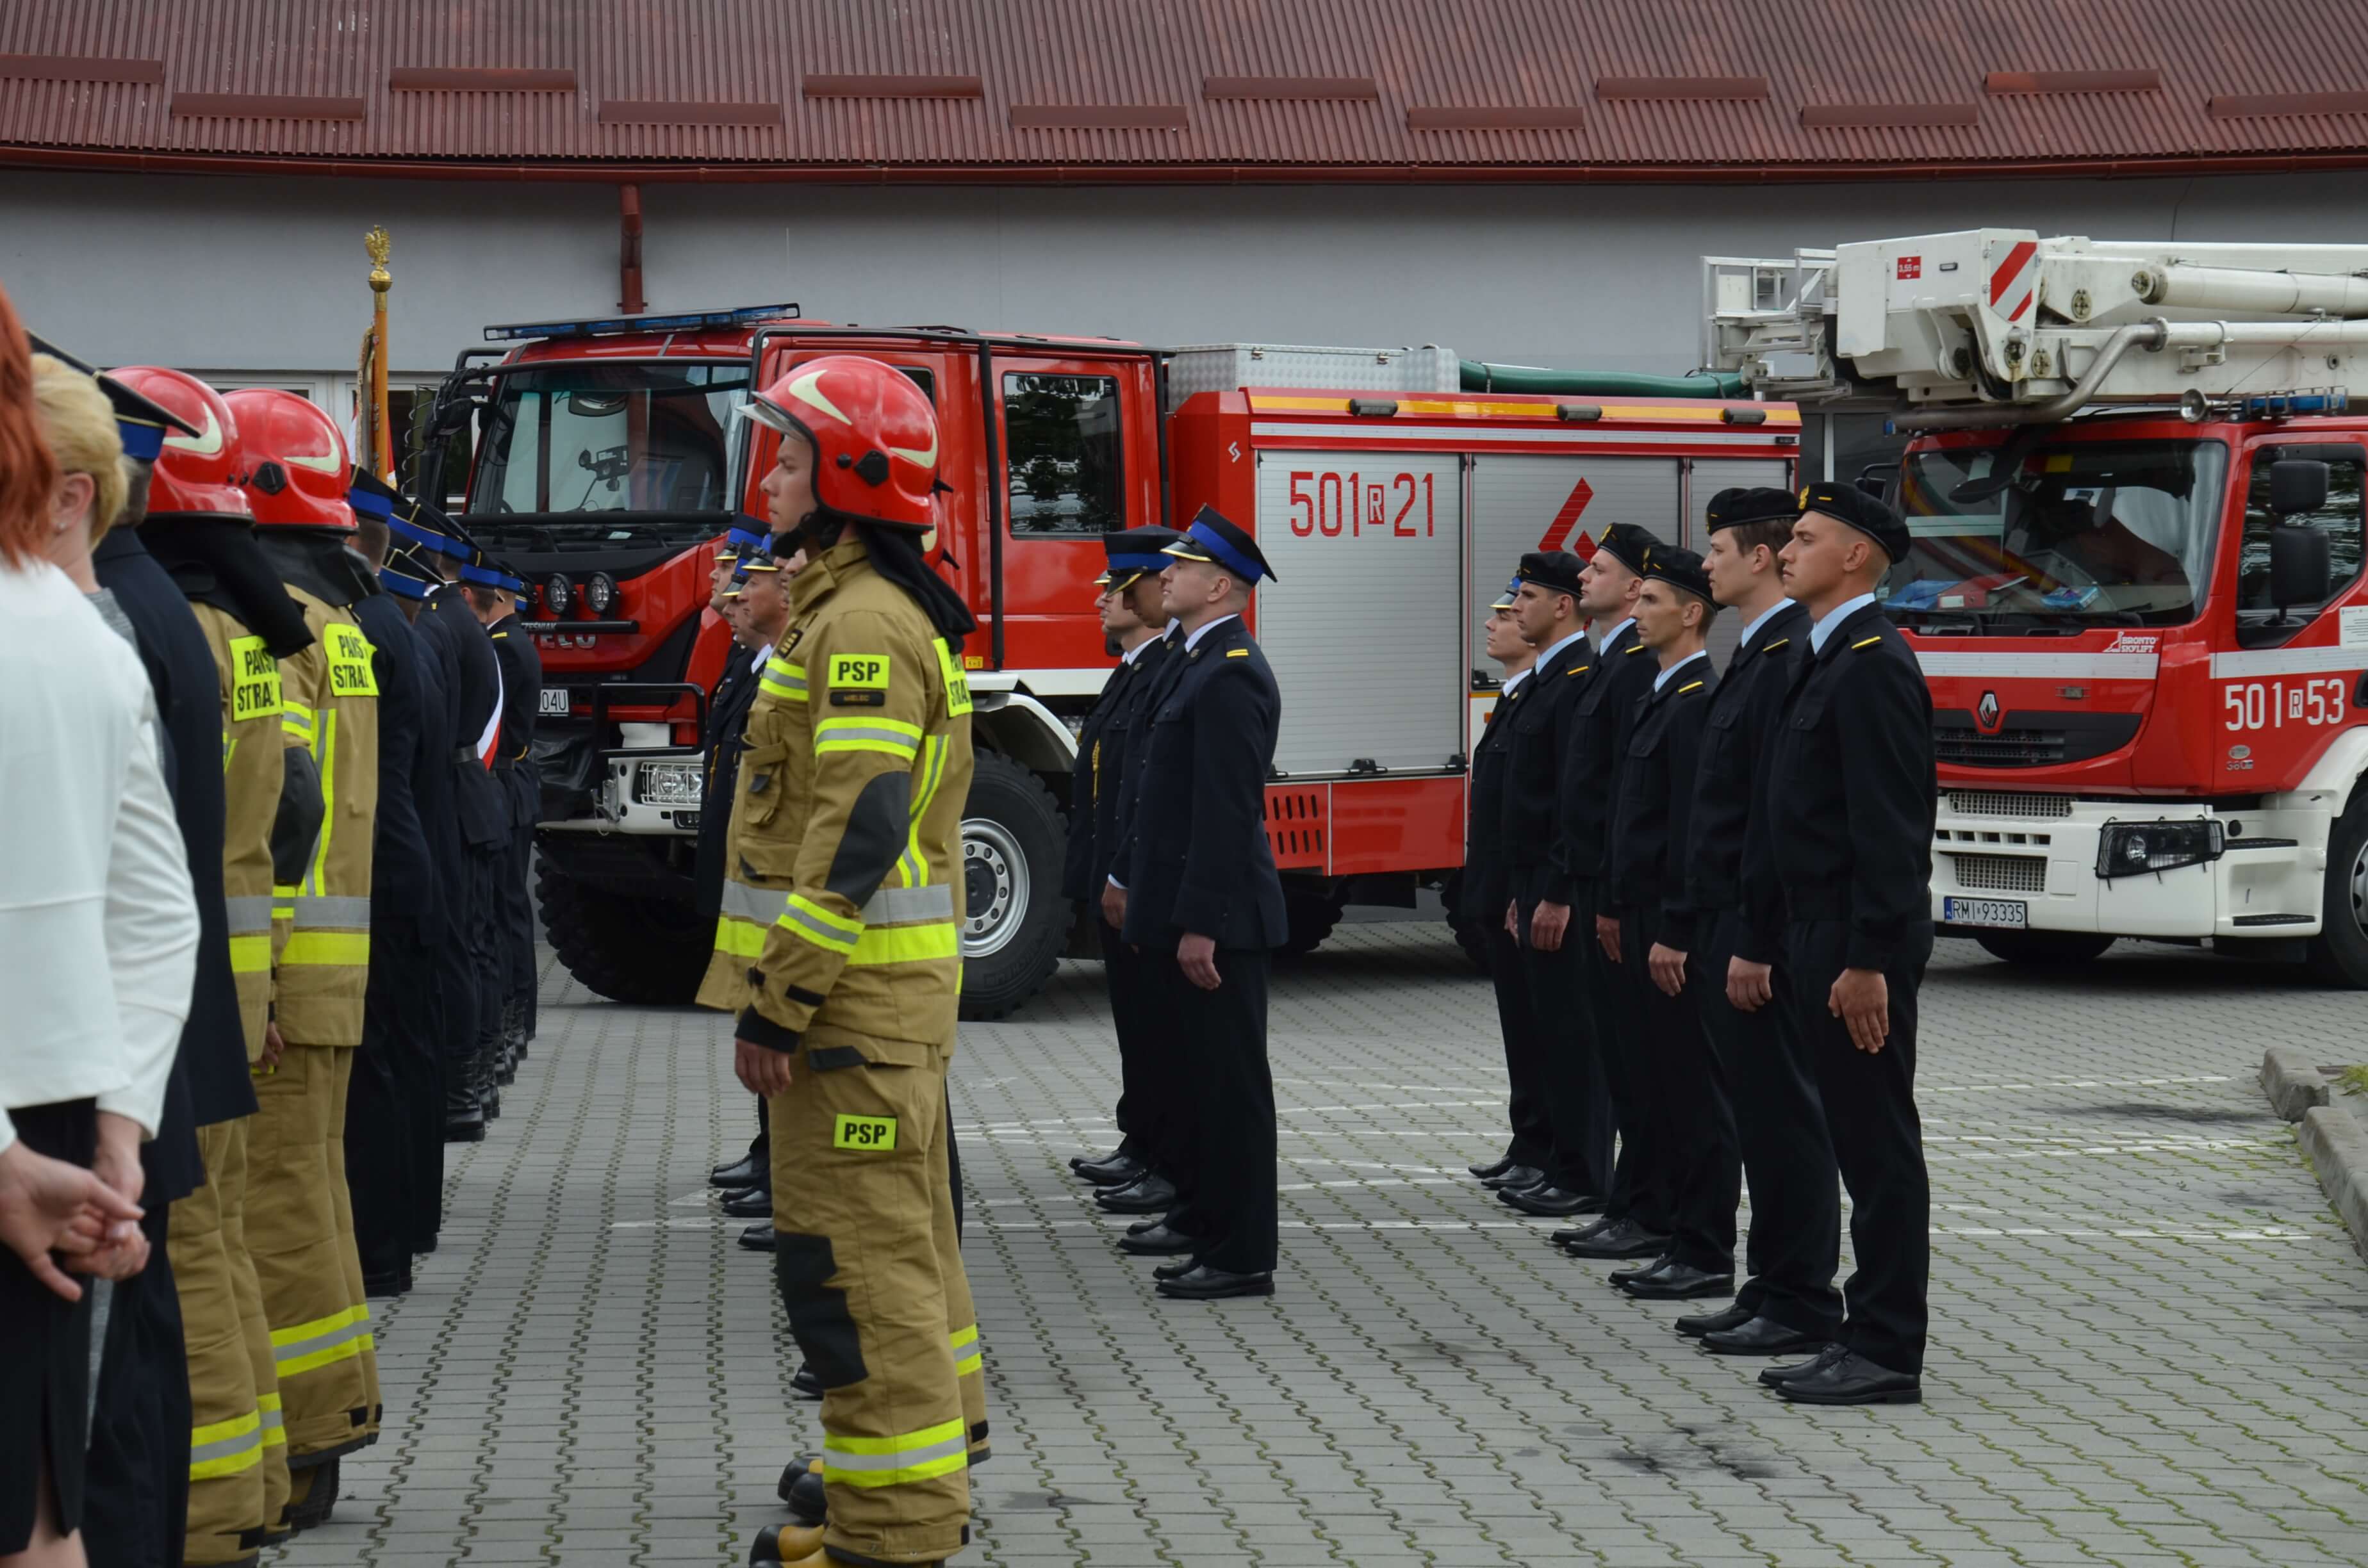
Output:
[2240, 390, 2349, 419]
[483, 304, 800, 343]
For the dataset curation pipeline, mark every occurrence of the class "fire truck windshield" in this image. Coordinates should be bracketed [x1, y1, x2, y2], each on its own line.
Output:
[468, 363, 749, 534]
[1887, 439, 2228, 629]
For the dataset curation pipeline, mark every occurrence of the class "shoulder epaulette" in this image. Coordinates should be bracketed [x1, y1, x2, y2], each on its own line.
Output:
[1678, 680, 1705, 694]
[1759, 637, 1789, 651]
[1565, 664, 1590, 676]
[1851, 635, 1884, 651]
[490, 630, 508, 641]
[1225, 648, 1248, 658]
[1624, 643, 1647, 654]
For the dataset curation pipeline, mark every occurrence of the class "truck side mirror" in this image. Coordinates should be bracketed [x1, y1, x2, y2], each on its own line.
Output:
[2269, 522, 2333, 610]
[2270, 459, 2329, 517]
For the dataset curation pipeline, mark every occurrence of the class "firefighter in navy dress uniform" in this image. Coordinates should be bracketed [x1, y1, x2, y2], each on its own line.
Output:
[1596, 543, 1727, 1301]
[1672, 488, 1843, 1359]
[474, 556, 543, 1087]
[1107, 506, 1287, 1302]
[1064, 527, 1183, 1198]
[1757, 482, 1937, 1407]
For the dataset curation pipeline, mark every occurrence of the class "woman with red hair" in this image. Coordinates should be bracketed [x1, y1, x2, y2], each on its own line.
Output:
[0, 282, 198, 1568]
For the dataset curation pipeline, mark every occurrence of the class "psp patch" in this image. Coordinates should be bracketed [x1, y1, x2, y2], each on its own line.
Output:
[832, 1113, 898, 1152]
[828, 653, 892, 690]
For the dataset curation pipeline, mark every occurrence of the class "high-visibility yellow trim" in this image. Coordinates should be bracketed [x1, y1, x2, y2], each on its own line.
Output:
[951, 1324, 982, 1377]
[192, 1409, 261, 1447]
[302, 706, 337, 897]
[823, 1416, 970, 1483]
[271, 883, 297, 922]
[778, 894, 862, 956]
[933, 637, 973, 718]
[814, 715, 921, 760]
[953, 1350, 982, 1377]
[762, 658, 809, 703]
[712, 914, 768, 959]
[826, 1416, 967, 1457]
[900, 734, 949, 889]
[186, 1405, 266, 1480]
[228, 934, 272, 974]
[258, 1391, 285, 1448]
[279, 703, 313, 742]
[270, 1303, 371, 1377]
[847, 920, 959, 967]
[281, 931, 370, 967]
[760, 677, 808, 703]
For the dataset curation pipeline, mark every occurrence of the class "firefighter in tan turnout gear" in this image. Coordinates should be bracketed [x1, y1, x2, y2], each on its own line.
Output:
[725, 356, 985, 1567]
[229, 388, 384, 1528]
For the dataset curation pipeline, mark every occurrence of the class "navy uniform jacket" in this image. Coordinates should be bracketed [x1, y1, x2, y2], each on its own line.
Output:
[1116, 616, 1286, 951]
[406, 612, 457, 929]
[488, 610, 544, 832]
[354, 593, 436, 924]
[89, 532, 242, 1195]
[1460, 673, 1530, 924]
[1557, 620, 1658, 892]
[695, 641, 762, 918]
[1601, 655, 1719, 945]
[1767, 601, 1937, 969]
[1062, 641, 1163, 902]
[1092, 636, 1172, 894]
[1497, 637, 1597, 910]
[1688, 602, 1808, 965]
[425, 585, 507, 852]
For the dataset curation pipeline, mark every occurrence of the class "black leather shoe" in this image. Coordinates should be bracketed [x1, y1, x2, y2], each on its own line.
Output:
[1075, 1151, 1147, 1188]
[710, 1151, 767, 1190]
[1759, 1343, 1848, 1387]
[1702, 1316, 1829, 1357]
[790, 1362, 822, 1400]
[786, 1469, 826, 1524]
[1151, 1257, 1201, 1282]
[1551, 1217, 1616, 1247]
[1094, 1173, 1178, 1214]
[1467, 1154, 1515, 1180]
[1675, 1302, 1755, 1339]
[736, 1221, 775, 1252]
[441, 1088, 485, 1144]
[1608, 1253, 1670, 1287]
[1620, 1262, 1734, 1301]
[1156, 1264, 1274, 1301]
[1117, 1222, 1196, 1256]
[1773, 1350, 1921, 1405]
[1559, 1218, 1671, 1259]
[1125, 1216, 1163, 1236]
[1496, 1183, 1602, 1218]
[363, 1268, 413, 1298]
[1478, 1163, 1543, 1191]
[720, 1188, 773, 1219]
[1069, 1143, 1126, 1172]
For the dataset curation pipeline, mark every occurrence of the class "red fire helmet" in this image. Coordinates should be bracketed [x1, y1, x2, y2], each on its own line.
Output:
[744, 355, 939, 531]
[226, 388, 354, 531]
[107, 366, 252, 518]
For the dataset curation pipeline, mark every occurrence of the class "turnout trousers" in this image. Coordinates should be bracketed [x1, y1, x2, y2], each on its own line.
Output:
[248, 1043, 377, 1464]
[352, 914, 440, 1282]
[1145, 946, 1277, 1275]
[169, 1118, 288, 1563]
[769, 1045, 985, 1565]
[81, 1198, 191, 1568]
[1613, 903, 1734, 1273]
[1697, 910, 1841, 1338]
[1785, 918, 1934, 1376]
[1513, 895, 1613, 1198]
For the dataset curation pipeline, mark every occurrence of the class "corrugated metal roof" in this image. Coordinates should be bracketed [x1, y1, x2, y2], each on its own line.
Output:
[3, 0, 2367, 174]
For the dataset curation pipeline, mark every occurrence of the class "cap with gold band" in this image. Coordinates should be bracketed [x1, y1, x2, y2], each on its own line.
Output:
[1162, 504, 1277, 584]
[1489, 575, 1522, 610]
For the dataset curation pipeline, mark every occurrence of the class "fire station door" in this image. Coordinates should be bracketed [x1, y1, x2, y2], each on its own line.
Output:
[1253, 452, 1466, 778]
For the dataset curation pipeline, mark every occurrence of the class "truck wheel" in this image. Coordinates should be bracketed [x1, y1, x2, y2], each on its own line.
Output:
[538, 862, 710, 1006]
[958, 753, 1069, 1021]
[1277, 884, 1345, 961]
[2306, 790, 2368, 988]
[1973, 931, 2116, 967]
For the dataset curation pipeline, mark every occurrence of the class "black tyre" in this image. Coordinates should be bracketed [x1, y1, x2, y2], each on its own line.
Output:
[2306, 789, 2368, 988]
[1276, 883, 1345, 961]
[538, 862, 711, 1005]
[1973, 930, 2116, 967]
[958, 752, 1069, 1020]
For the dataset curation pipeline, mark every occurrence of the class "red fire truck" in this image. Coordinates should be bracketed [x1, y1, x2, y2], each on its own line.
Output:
[1707, 230, 2368, 986]
[417, 310, 1799, 1016]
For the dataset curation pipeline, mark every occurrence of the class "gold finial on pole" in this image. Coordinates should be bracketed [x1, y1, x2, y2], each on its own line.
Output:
[361, 227, 393, 477]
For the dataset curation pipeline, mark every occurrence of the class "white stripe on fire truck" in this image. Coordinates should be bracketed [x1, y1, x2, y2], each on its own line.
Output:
[1912, 651, 2160, 680]
[2208, 646, 2368, 679]
[1246, 422, 1791, 448]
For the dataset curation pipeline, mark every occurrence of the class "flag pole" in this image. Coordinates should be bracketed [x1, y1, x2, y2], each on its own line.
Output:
[363, 226, 393, 477]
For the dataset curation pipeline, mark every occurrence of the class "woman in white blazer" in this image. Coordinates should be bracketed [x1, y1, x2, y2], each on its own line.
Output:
[0, 285, 198, 1568]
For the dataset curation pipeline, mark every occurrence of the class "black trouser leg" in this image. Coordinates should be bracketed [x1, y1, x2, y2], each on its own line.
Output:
[752, 1093, 771, 1160]
[1099, 918, 1162, 1169]
[504, 821, 536, 1036]
[79, 1200, 189, 1568]
[352, 915, 419, 1286]
[442, 868, 478, 1086]
[470, 847, 505, 1079]
[1698, 910, 1841, 1336]
[946, 1083, 964, 1242]
[1488, 925, 1556, 1170]
[1162, 945, 1276, 1275]
[1516, 897, 1613, 1198]
[1786, 919, 1932, 1376]
[412, 968, 447, 1251]
[1588, 890, 1663, 1230]
[1618, 908, 1732, 1271]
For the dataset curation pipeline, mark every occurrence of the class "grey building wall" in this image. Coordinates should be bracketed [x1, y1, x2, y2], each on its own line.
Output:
[3, 167, 2364, 380]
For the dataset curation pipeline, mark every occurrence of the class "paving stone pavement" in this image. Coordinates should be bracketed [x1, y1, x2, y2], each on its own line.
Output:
[273, 926, 2368, 1568]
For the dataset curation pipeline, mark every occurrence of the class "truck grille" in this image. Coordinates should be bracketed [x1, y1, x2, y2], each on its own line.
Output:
[1945, 790, 2073, 819]
[1932, 710, 2140, 769]
[1945, 853, 2048, 894]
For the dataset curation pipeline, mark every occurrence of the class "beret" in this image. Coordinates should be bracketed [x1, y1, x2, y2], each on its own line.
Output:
[1797, 480, 1910, 564]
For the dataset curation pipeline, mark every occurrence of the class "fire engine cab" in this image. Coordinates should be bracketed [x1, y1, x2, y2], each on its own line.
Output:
[418, 311, 1798, 1017]
[1707, 231, 2368, 986]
